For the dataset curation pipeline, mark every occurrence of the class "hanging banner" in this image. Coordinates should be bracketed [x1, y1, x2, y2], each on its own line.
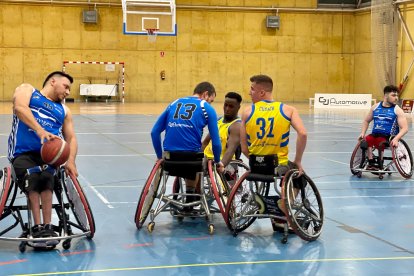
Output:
[314, 93, 372, 109]
[401, 99, 414, 113]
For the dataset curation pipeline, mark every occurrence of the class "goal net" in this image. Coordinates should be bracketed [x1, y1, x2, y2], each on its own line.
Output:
[62, 61, 125, 103]
[371, 0, 398, 92]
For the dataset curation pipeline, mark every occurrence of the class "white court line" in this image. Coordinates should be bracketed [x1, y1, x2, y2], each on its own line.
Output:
[323, 195, 414, 199]
[316, 179, 414, 183]
[320, 157, 349, 165]
[77, 132, 150, 135]
[306, 152, 351, 154]
[78, 174, 114, 208]
[100, 194, 414, 205]
[77, 154, 156, 157]
[92, 185, 139, 188]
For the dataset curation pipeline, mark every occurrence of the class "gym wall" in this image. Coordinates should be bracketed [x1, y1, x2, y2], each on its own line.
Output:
[0, 1, 412, 102]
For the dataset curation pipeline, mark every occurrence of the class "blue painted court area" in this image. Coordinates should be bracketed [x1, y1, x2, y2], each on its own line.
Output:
[1, 107, 414, 275]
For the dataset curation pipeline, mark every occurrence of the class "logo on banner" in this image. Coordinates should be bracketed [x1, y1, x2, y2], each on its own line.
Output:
[318, 97, 368, 107]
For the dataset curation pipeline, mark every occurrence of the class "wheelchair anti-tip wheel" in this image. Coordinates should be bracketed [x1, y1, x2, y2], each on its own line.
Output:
[135, 160, 163, 229]
[392, 139, 413, 179]
[282, 170, 323, 241]
[63, 172, 96, 239]
[209, 160, 249, 220]
[350, 140, 366, 175]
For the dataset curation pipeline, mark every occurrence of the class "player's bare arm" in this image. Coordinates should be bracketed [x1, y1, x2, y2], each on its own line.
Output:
[240, 105, 252, 158]
[221, 121, 241, 167]
[62, 106, 79, 176]
[359, 105, 375, 140]
[285, 104, 307, 173]
[391, 106, 408, 147]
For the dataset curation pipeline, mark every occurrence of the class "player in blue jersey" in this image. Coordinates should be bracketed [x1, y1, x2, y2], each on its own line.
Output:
[151, 81, 223, 208]
[7, 71, 78, 243]
[359, 85, 408, 169]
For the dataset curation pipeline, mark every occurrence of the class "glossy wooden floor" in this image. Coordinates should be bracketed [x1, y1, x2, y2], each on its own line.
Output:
[1, 101, 414, 276]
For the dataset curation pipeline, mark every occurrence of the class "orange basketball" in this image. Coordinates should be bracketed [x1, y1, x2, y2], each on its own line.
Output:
[40, 138, 70, 167]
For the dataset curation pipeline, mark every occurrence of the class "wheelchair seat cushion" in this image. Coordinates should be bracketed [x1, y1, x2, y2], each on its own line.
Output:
[249, 155, 278, 175]
[163, 151, 204, 180]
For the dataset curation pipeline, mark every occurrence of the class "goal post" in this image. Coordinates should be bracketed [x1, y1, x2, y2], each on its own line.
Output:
[62, 61, 125, 103]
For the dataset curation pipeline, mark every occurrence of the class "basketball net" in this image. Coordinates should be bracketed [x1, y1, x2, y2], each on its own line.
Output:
[146, 29, 158, 43]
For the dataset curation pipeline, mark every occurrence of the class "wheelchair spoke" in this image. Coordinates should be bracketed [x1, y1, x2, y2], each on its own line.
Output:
[228, 180, 258, 232]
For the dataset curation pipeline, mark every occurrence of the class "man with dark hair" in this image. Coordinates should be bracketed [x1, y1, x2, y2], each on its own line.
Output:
[151, 81, 223, 210]
[359, 85, 408, 169]
[42, 71, 73, 88]
[8, 71, 78, 245]
[203, 91, 242, 167]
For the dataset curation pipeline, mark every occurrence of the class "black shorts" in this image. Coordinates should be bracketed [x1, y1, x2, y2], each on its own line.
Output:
[12, 152, 56, 193]
[163, 151, 204, 180]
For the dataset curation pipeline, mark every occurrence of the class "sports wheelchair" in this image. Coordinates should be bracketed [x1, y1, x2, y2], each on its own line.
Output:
[350, 138, 413, 179]
[224, 155, 324, 244]
[0, 166, 95, 252]
[134, 152, 249, 234]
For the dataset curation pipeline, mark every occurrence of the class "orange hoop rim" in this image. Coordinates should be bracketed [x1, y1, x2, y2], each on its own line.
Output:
[145, 28, 159, 35]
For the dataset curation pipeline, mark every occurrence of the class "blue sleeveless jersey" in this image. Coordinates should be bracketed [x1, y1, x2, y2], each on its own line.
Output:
[151, 96, 222, 162]
[8, 89, 66, 161]
[372, 102, 399, 136]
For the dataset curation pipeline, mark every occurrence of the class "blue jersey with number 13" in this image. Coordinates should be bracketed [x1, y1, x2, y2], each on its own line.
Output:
[151, 96, 221, 163]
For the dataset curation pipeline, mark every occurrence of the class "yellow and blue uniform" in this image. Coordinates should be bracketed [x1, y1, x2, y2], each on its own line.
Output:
[204, 117, 240, 160]
[245, 100, 290, 165]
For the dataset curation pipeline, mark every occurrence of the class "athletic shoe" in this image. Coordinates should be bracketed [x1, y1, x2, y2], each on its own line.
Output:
[41, 224, 59, 246]
[31, 224, 44, 238]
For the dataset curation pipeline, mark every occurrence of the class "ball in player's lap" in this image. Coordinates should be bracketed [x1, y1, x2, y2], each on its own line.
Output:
[41, 138, 70, 167]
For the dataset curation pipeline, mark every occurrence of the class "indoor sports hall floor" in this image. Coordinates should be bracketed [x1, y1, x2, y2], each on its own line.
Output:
[1, 102, 414, 276]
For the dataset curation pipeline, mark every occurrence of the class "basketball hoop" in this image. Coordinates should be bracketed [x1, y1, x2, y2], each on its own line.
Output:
[146, 29, 158, 42]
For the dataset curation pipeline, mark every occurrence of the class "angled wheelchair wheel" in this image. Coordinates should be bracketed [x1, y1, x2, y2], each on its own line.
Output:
[135, 160, 163, 229]
[208, 160, 227, 218]
[282, 170, 324, 241]
[225, 172, 259, 234]
[209, 160, 250, 219]
[0, 167, 12, 218]
[63, 171, 96, 239]
[350, 141, 366, 175]
[392, 139, 413, 179]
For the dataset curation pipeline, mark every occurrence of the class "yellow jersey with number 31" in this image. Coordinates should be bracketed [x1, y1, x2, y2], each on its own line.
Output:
[245, 100, 290, 165]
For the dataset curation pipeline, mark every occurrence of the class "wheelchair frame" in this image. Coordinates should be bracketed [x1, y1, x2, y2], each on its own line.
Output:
[224, 167, 324, 244]
[350, 138, 413, 179]
[0, 166, 95, 252]
[134, 158, 238, 234]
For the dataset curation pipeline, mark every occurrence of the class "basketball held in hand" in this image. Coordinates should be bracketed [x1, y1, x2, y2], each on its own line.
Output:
[41, 138, 70, 167]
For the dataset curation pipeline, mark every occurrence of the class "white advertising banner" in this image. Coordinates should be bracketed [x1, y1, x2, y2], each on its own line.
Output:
[314, 93, 372, 109]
